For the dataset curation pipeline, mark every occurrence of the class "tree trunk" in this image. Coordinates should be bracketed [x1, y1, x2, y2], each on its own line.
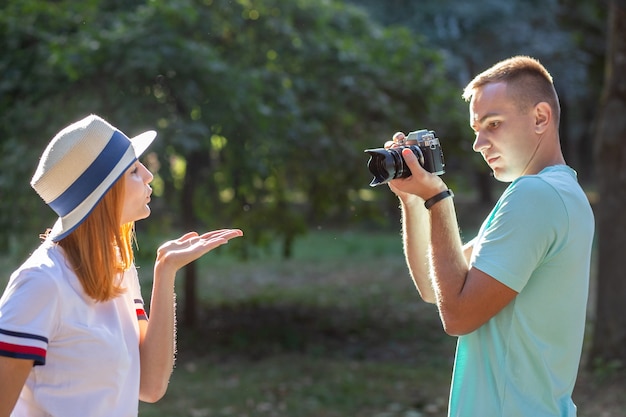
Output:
[180, 151, 208, 327]
[589, 0, 626, 365]
[182, 262, 198, 327]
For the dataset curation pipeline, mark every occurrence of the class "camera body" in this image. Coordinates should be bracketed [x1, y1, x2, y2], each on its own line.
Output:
[364, 129, 445, 186]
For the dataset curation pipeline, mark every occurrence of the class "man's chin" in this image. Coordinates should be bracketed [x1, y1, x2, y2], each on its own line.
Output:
[491, 169, 516, 183]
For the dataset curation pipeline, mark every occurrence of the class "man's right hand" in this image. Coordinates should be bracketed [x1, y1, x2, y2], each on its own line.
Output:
[385, 132, 447, 204]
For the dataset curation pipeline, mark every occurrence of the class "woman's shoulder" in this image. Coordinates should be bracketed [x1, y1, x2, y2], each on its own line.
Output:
[17, 241, 66, 272]
[8, 242, 73, 295]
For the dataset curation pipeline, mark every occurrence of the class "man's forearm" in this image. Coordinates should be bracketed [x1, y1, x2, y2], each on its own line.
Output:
[427, 198, 471, 323]
[400, 197, 437, 303]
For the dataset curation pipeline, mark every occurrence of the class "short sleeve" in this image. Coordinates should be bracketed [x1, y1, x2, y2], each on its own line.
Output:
[0, 269, 60, 365]
[471, 177, 567, 292]
[124, 265, 147, 321]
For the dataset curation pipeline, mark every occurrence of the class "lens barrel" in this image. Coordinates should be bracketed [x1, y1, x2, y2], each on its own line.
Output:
[364, 146, 423, 186]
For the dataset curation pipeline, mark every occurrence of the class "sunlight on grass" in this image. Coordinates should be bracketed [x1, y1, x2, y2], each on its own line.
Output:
[1, 227, 610, 417]
[139, 355, 451, 417]
[135, 229, 455, 417]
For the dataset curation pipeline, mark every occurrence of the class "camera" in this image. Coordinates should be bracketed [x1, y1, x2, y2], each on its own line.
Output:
[364, 129, 445, 186]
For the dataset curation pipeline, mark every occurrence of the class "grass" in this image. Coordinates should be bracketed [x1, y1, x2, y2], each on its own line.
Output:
[135, 225, 625, 417]
[2, 220, 625, 416]
[137, 228, 457, 417]
[140, 356, 450, 417]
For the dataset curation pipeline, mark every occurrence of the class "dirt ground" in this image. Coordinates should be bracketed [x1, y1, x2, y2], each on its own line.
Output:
[181, 301, 626, 417]
[574, 361, 626, 417]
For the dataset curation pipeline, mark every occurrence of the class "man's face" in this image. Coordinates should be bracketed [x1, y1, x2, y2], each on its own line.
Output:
[469, 82, 538, 182]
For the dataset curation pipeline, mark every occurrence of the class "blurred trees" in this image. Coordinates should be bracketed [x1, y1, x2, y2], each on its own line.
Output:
[3, 0, 608, 254]
[0, 0, 616, 331]
[349, 0, 607, 194]
[1, 0, 462, 323]
[0, 0, 460, 253]
[590, 0, 626, 368]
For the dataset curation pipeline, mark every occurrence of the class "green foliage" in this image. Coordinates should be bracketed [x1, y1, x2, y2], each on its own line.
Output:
[1, 0, 605, 258]
[348, 0, 607, 177]
[136, 228, 453, 416]
[0, 0, 459, 258]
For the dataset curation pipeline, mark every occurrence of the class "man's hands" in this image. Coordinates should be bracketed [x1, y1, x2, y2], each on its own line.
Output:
[386, 132, 448, 202]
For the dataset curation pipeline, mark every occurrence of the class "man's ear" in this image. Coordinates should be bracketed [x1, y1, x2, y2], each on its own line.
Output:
[534, 102, 551, 134]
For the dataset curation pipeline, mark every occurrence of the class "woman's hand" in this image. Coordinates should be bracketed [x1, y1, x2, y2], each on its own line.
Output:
[155, 229, 243, 275]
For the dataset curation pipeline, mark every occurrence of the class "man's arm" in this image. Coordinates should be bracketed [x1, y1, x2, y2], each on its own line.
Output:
[390, 146, 517, 335]
[399, 200, 477, 305]
[398, 195, 436, 303]
[387, 133, 437, 303]
[427, 198, 518, 335]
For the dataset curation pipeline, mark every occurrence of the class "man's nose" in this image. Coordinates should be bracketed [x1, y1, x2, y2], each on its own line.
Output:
[472, 132, 488, 153]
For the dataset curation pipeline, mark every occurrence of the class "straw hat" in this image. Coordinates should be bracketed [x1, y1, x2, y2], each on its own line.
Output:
[30, 115, 157, 242]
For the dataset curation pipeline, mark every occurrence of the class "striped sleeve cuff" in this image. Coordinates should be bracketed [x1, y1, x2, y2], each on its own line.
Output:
[135, 298, 148, 321]
[0, 328, 48, 366]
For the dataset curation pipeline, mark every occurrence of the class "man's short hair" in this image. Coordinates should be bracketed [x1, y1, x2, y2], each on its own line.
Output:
[462, 56, 561, 125]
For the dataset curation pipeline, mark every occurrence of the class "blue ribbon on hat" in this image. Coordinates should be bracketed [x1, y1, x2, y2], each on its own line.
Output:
[48, 130, 132, 217]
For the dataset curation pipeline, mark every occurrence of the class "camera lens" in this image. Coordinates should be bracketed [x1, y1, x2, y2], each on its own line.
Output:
[364, 146, 421, 186]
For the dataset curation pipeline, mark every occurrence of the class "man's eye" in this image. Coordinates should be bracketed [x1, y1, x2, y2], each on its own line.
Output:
[489, 121, 500, 128]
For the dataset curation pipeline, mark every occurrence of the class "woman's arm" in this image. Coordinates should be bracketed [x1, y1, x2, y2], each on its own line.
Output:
[0, 356, 33, 417]
[137, 229, 243, 402]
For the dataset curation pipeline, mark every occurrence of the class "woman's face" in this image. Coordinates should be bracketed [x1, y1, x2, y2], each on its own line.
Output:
[120, 160, 154, 225]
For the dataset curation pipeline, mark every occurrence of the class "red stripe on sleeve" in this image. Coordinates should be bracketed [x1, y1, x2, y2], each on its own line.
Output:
[136, 308, 148, 320]
[0, 341, 46, 357]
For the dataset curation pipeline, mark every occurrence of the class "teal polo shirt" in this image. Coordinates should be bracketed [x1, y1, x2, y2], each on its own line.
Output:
[448, 166, 594, 417]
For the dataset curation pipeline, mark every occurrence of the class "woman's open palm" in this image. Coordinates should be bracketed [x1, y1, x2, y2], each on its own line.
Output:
[155, 229, 243, 272]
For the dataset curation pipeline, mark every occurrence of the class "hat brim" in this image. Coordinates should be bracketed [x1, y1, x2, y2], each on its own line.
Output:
[131, 130, 157, 159]
[47, 129, 157, 242]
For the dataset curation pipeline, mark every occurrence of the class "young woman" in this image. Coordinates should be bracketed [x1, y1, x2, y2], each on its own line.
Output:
[0, 115, 243, 417]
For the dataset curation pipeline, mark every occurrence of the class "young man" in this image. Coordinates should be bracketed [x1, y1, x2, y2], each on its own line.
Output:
[387, 56, 594, 416]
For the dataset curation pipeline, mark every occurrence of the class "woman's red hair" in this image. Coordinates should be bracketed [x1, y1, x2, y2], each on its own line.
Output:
[58, 177, 135, 302]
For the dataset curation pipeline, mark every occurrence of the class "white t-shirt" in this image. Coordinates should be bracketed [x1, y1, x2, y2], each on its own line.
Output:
[0, 241, 147, 417]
